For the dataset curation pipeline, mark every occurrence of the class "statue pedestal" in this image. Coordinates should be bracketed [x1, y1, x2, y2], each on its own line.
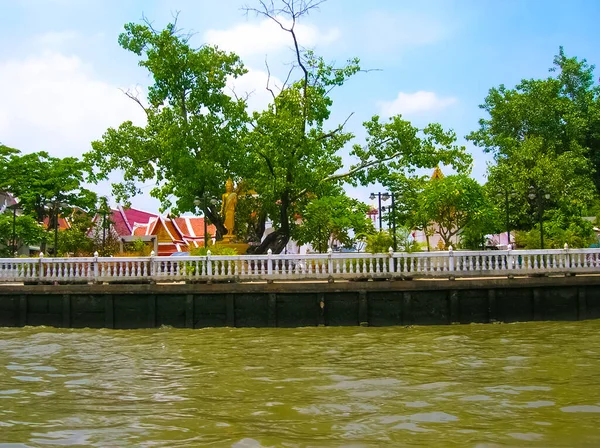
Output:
[215, 237, 249, 255]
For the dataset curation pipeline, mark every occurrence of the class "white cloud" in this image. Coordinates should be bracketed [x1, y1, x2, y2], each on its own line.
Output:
[33, 31, 79, 48]
[205, 17, 340, 58]
[378, 91, 457, 117]
[0, 51, 146, 157]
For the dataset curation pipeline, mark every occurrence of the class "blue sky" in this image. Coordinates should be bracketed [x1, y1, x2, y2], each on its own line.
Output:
[1, 0, 599, 213]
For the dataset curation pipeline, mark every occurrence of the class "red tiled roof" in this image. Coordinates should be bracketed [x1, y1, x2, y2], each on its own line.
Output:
[109, 209, 131, 236]
[42, 216, 71, 231]
[164, 219, 184, 242]
[122, 207, 158, 227]
[132, 223, 150, 236]
[157, 242, 188, 256]
[173, 216, 216, 238]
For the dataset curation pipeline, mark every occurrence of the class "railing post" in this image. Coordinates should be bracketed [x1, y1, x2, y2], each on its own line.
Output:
[448, 246, 455, 280]
[327, 247, 334, 283]
[93, 251, 99, 283]
[206, 250, 212, 277]
[564, 243, 571, 273]
[267, 249, 273, 276]
[149, 250, 156, 283]
[506, 246, 514, 278]
[389, 246, 395, 274]
[38, 252, 44, 283]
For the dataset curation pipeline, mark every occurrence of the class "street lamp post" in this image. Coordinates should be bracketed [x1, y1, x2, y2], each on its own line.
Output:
[391, 193, 396, 251]
[7, 202, 21, 257]
[528, 187, 550, 249]
[498, 190, 516, 248]
[369, 192, 390, 231]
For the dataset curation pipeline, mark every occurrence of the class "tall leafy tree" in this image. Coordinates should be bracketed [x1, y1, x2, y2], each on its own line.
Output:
[293, 194, 374, 253]
[468, 48, 600, 232]
[0, 213, 45, 257]
[85, 17, 249, 238]
[240, 0, 472, 253]
[87, 1, 472, 253]
[418, 174, 491, 249]
[1, 150, 97, 252]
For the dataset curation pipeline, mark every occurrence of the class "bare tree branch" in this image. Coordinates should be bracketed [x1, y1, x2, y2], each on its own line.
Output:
[120, 87, 150, 116]
[316, 112, 354, 140]
[264, 57, 277, 102]
[141, 13, 158, 34]
[281, 62, 296, 90]
[293, 139, 400, 200]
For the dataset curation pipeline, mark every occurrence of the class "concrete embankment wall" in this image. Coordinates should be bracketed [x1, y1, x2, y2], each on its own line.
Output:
[1, 277, 599, 328]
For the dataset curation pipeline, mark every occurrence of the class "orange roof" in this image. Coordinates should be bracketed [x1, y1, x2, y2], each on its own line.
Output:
[132, 222, 150, 236]
[164, 219, 184, 242]
[173, 216, 216, 238]
[42, 216, 71, 231]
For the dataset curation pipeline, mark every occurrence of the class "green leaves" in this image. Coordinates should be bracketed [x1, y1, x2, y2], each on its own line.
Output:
[293, 194, 374, 253]
[86, 19, 249, 216]
[0, 213, 45, 257]
[2, 150, 97, 223]
[350, 116, 472, 187]
[469, 48, 600, 199]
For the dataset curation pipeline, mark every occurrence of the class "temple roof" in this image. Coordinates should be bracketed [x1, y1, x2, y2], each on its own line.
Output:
[431, 166, 445, 180]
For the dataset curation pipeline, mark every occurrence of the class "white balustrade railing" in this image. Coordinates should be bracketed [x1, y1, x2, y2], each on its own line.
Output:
[1, 247, 600, 284]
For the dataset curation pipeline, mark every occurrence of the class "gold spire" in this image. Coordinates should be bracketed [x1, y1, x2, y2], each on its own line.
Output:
[431, 166, 445, 180]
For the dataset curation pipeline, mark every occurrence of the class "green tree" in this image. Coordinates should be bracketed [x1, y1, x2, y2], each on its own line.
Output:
[419, 174, 492, 249]
[57, 209, 95, 256]
[87, 2, 472, 254]
[365, 231, 394, 254]
[0, 212, 45, 257]
[0, 144, 19, 187]
[469, 48, 599, 235]
[293, 194, 374, 253]
[1, 150, 97, 253]
[85, 16, 248, 238]
[241, 1, 472, 253]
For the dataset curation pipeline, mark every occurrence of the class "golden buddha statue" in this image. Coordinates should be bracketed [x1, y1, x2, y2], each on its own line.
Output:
[220, 178, 237, 240]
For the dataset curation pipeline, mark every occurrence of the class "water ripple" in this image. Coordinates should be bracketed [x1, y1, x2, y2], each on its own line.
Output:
[0, 321, 599, 446]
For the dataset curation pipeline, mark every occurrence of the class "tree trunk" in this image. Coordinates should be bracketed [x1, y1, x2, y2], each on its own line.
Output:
[205, 206, 226, 240]
[250, 190, 291, 254]
[249, 228, 290, 254]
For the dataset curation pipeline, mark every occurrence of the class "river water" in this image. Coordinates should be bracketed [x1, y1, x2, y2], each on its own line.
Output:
[1, 321, 600, 447]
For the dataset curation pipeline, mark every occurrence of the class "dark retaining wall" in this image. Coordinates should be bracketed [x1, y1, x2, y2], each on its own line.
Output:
[1, 276, 600, 328]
